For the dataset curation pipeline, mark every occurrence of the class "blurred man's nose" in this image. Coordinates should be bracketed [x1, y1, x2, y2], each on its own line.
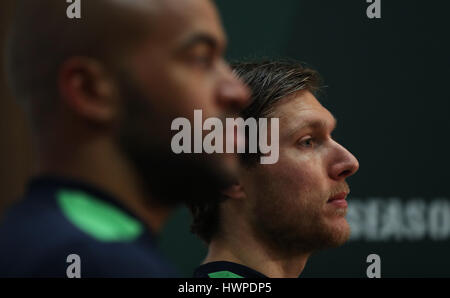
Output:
[329, 142, 360, 181]
[216, 62, 251, 112]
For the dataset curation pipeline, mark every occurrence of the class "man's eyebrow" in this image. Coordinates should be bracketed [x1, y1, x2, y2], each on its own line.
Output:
[177, 32, 224, 52]
[286, 116, 337, 137]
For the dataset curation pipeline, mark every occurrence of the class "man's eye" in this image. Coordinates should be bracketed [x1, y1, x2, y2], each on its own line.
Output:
[298, 137, 315, 148]
[192, 55, 213, 68]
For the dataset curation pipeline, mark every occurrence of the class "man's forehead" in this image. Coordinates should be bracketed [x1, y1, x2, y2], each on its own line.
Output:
[274, 91, 326, 117]
[273, 91, 336, 135]
[150, 0, 226, 47]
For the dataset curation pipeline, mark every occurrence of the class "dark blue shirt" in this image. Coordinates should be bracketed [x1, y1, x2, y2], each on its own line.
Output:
[0, 176, 178, 277]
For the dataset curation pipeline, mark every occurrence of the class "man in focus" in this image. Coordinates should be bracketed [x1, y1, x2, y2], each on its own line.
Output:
[190, 61, 359, 278]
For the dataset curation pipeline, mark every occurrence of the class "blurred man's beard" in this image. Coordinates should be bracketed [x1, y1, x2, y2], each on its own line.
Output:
[115, 73, 237, 207]
[250, 190, 351, 256]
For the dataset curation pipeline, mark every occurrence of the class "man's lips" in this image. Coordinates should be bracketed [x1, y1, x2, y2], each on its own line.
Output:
[327, 192, 348, 208]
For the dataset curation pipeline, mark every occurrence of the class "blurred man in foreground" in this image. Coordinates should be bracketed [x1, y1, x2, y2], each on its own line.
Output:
[0, 0, 249, 277]
[190, 61, 359, 278]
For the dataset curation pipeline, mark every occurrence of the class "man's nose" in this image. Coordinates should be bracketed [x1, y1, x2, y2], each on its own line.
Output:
[329, 142, 360, 181]
[216, 62, 251, 112]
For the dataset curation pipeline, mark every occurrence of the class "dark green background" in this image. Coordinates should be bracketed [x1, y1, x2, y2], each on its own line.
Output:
[159, 0, 450, 277]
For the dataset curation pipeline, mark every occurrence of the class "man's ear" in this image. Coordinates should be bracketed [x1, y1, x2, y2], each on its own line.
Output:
[59, 57, 119, 124]
[222, 184, 246, 200]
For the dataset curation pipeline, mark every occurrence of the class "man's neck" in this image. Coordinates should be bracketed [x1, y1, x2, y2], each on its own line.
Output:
[204, 231, 311, 278]
[37, 136, 172, 233]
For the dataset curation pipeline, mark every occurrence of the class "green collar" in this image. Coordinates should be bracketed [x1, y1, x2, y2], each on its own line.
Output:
[57, 189, 143, 242]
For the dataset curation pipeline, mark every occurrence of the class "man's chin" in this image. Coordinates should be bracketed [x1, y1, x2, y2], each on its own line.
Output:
[139, 151, 238, 206]
[216, 152, 240, 180]
[322, 218, 351, 247]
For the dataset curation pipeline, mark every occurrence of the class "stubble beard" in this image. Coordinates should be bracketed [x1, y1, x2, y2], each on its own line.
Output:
[250, 191, 351, 258]
[115, 72, 237, 207]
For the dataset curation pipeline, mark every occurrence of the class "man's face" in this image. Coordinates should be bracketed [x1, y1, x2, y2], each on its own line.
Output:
[115, 0, 249, 205]
[239, 91, 359, 254]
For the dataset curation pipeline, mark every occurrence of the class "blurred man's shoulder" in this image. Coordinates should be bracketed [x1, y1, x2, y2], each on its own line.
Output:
[0, 177, 178, 277]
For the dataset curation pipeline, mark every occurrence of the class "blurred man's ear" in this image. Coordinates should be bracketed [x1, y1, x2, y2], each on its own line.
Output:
[59, 57, 119, 125]
[221, 184, 246, 200]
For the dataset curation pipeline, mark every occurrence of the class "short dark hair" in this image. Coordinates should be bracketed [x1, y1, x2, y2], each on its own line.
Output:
[189, 59, 322, 243]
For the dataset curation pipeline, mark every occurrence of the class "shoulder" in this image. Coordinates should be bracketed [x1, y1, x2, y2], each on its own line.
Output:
[0, 193, 178, 277]
[31, 239, 178, 277]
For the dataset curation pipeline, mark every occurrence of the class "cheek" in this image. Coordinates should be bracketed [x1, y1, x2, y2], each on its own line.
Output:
[137, 55, 216, 110]
[169, 68, 219, 117]
[279, 148, 327, 192]
[248, 152, 323, 206]
[147, 75, 217, 120]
